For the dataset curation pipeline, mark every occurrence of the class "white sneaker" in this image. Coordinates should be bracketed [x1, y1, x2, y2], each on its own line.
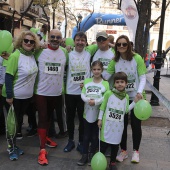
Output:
[131, 150, 139, 163]
[116, 150, 128, 162]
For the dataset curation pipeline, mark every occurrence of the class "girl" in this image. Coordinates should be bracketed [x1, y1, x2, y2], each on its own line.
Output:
[106, 35, 146, 163]
[98, 72, 138, 170]
[77, 60, 109, 166]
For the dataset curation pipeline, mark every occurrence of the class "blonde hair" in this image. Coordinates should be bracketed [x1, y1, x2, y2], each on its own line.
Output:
[14, 31, 40, 50]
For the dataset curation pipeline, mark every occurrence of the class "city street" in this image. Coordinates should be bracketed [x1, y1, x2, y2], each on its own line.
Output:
[0, 66, 170, 170]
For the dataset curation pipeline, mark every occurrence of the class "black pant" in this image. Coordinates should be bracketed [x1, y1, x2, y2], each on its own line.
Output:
[0, 96, 5, 135]
[54, 95, 64, 133]
[120, 100, 142, 151]
[13, 98, 31, 133]
[100, 141, 119, 163]
[65, 94, 84, 142]
[2, 97, 31, 146]
[26, 97, 37, 130]
[83, 119, 98, 154]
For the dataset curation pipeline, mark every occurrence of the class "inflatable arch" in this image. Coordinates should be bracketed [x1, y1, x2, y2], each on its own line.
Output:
[72, 13, 126, 38]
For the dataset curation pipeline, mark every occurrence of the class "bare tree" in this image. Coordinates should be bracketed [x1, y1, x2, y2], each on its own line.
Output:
[106, 0, 170, 58]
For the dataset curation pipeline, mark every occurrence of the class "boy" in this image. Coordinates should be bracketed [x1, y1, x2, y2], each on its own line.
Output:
[98, 72, 139, 170]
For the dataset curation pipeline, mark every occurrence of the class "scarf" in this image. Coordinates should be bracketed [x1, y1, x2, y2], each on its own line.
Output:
[112, 88, 126, 100]
[48, 44, 59, 50]
[19, 47, 34, 56]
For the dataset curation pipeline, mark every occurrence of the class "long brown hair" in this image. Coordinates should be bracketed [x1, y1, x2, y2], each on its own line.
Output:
[114, 35, 135, 62]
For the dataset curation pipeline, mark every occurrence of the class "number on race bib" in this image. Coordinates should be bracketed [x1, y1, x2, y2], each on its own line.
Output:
[87, 88, 99, 93]
[47, 66, 58, 72]
[126, 83, 134, 89]
[73, 76, 85, 82]
[109, 112, 121, 120]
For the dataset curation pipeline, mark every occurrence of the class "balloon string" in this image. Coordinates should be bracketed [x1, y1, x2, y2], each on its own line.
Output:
[99, 128, 100, 152]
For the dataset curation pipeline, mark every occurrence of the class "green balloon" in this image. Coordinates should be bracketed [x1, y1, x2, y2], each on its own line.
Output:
[7, 43, 14, 54]
[65, 38, 74, 47]
[134, 99, 152, 120]
[30, 27, 37, 33]
[0, 30, 13, 53]
[91, 152, 107, 170]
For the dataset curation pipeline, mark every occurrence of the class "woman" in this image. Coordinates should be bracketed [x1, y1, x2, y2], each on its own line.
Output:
[106, 35, 146, 163]
[2, 31, 39, 161]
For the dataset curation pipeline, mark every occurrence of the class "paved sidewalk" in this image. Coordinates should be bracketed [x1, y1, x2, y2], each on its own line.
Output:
[0, 65, 170, 170]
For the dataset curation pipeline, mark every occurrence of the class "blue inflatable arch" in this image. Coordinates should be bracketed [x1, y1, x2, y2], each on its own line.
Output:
[72, 13, 126, 38]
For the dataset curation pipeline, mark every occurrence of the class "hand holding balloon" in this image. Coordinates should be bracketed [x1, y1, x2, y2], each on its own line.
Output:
[134, 99, 152, 120]
[1, 51, 10, 60]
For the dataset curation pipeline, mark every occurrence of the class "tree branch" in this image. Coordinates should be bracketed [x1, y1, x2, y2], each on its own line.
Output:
[17, 0, 34, 23]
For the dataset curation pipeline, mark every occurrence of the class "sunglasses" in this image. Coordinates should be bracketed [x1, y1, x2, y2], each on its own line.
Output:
[50, 35, 62, 40]
[23, 39, 35, 44]
[96, 37, 107, 42]
[116, 43, 128, 47]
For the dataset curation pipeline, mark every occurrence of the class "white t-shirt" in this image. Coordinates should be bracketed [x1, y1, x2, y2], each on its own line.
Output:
[92, 48, 115, 89]
[66, 49, 91, 95]
[115, 57, 139, 99]
[35, 48, 67, 96]
[100, 93, 128, 144]
[82, 78, 109, 123]
[4, 50, 38, 99]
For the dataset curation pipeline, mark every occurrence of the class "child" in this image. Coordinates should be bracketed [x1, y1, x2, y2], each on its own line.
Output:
[77, 60, 109, 166]
[98, 72, 138, 170]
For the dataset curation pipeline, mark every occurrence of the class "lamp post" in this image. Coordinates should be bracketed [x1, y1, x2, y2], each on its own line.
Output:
[150, 0, 166, 106]
[52, 2, 57, 29]
[77, 13, 82, 32]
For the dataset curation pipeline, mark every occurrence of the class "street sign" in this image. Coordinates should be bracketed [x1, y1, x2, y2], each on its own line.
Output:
[106, 30, 117, 34]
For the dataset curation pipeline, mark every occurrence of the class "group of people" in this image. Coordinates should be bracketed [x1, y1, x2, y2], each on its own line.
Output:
[0, 27, 147, 170]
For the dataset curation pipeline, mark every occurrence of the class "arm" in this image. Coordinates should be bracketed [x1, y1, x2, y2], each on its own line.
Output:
[98, 110, 104, 120]
[81, 93, 90, 103]
[98, 90, 112, 119]
[137, 74, 146, 94]
[98, 110, 104, 129]
[94, 96, 104, 106]
[128, 101, 135, 112]
[106, 60, 116, 80]
[5, 73, 14, 105]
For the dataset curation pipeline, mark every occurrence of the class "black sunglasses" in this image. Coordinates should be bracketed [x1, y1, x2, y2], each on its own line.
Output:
[96, 37, 107, 42]
[23, 39, 35, 44]
[116, 43, 128, 47]
[50, 35, 62, 40]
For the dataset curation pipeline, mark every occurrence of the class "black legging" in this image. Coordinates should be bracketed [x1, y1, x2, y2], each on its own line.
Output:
[100, 141, 119, 163]
[2, 97, 31, 146]
[65, 94, 84, 142]
[83, 119, 98, 154]
[120, 100, 142, 151]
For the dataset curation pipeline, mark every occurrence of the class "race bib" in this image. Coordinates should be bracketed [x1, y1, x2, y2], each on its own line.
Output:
[86, 86, 102, 99]
[126, 79, 136, 92]
[44, 62, 61, 75]
[98, 58, 111, 69]
[71, 72, 85, 84]
[106, 108, 124, 122]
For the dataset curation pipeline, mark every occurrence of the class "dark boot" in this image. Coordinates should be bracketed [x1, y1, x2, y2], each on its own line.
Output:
[88, 153, 94, 166]
[109, 162, 118, 170]
[77, 154, 88, 166]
